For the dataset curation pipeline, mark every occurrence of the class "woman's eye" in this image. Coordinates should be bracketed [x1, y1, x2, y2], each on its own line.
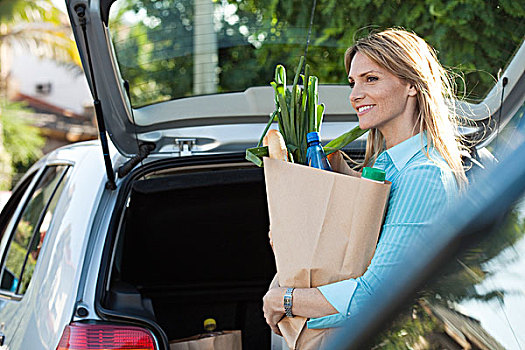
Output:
[367, 76, 378, 83]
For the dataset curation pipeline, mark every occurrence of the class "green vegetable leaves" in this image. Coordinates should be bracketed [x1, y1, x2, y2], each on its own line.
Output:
[246, 59, 368, 167]
[246, 146, 269, 167]
[307, 75, 319, 134]
[323, 126, 367, 155]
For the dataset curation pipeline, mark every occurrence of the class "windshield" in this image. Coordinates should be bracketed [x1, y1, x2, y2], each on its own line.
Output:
[108, 0, 524, 108]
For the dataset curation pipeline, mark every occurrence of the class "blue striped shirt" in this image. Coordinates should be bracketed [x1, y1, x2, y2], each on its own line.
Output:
[307, 133, 459, 329]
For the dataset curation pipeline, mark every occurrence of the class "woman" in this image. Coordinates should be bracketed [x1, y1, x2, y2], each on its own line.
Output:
[263, 28, 467, 336]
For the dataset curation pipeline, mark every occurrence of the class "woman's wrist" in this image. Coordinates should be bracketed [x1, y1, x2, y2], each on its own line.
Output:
[290, 287, 338, 319]
[271, 287, 287, 313]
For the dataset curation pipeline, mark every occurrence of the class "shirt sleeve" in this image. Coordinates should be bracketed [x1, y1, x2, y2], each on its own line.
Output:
[307, 163, 454, 329]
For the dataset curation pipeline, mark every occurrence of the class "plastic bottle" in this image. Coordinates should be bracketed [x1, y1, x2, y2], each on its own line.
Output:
[200, 318, 222, 338]
[306, 132, 332, 171]
[361, 167, 386, 183]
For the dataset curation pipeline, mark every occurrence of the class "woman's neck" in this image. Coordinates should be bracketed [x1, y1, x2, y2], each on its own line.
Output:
[380, 111, 420, 149]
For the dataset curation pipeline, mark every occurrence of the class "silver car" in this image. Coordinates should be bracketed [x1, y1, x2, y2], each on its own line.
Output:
[0, 0, 523, 349]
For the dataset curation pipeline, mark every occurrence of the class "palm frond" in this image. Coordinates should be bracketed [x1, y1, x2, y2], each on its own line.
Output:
[0, 0, 81, 68]
[2, 24, 81, 66]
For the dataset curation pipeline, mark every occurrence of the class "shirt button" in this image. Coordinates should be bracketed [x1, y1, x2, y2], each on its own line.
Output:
[347, 312, 351, 316]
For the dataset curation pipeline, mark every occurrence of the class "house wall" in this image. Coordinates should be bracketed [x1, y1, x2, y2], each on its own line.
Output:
[9, 53, 91, 116]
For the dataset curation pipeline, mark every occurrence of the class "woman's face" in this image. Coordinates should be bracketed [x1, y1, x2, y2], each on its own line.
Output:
[348, 52, 417, 136]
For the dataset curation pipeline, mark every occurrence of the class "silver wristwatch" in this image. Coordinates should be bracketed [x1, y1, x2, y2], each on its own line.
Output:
[284, 287, 295, 318]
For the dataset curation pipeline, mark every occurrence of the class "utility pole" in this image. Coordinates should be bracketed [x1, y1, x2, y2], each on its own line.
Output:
[193, 0, 218, 95]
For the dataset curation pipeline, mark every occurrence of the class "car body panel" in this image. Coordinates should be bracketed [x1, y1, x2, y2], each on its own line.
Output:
[1, 144, 113, 349]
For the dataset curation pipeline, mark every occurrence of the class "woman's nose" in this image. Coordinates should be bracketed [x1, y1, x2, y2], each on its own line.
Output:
[349, 85, 364, 104]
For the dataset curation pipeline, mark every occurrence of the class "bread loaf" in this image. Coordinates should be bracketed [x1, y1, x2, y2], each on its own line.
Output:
[263, 129, 287, 161]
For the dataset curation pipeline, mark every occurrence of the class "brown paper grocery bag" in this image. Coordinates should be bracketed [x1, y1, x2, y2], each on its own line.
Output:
[263, 156, 390, 349]
[169, 330, 242, 350]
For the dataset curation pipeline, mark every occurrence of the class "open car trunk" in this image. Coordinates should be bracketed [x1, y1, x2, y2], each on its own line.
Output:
[106, 165, 276, 349]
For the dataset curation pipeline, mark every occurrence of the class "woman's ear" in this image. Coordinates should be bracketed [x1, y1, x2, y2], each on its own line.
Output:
[408, 84, 417, 97]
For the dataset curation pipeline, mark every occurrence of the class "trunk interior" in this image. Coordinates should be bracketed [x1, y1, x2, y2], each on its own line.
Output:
[106, 165, 276, 349]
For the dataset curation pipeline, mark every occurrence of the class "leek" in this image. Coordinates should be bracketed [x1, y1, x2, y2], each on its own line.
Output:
[246, 58, 367, 167]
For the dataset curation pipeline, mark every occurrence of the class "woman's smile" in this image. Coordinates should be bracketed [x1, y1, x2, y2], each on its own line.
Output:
[356, 104, 375, 116]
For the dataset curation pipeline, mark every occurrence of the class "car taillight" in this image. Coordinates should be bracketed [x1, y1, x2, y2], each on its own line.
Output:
[56, 322, 157, 350]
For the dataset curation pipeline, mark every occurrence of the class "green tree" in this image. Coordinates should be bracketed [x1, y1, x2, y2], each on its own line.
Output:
[110, 0, 524, 107]
[0, 0, 80, 189]
[0, 101, 45, 184]
[0, 0, 81, 68]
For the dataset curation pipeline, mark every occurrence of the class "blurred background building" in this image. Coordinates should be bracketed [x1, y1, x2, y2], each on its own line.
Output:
[8, 53, 96, 154]
[0, 0, 95, 191]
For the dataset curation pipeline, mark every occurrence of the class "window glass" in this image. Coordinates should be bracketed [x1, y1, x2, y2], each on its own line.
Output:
[17, 172, 69, 295]
[0, 166, 69, 294]
[371, 192, 525, 349]
[108, 0, 524, 108]
[0, 172, 37, 241]
[488, 102, 525, 160]
[371, 103, 525, 348]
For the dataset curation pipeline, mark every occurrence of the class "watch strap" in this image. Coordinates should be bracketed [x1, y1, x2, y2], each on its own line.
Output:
[284, 287, 295, 318]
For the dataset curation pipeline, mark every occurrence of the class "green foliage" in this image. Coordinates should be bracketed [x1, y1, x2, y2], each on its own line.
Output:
[0, 0, 61, 24]
[110, 0, 524, 107]
[0, 100, 45, 188]
[4, 239, 36, 294]
[371, 303, 440, 349]
[5, 241, 28, 283]
[0, 0, 81, 66]
[254, 0, 524, 100]
[0, 0, 79, 190]
[111, 0, 195, 106]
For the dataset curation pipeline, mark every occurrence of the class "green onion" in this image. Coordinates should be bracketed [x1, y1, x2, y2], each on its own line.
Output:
[323, 126, 367, 155]
[246, 146, 268, 167]
[307, 76, 318, 133]
[245, 59, 368, 167]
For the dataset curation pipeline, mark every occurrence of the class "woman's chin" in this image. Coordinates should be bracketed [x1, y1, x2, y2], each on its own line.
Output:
[358, 115, 380, 130]
[358, 120, 373, 130]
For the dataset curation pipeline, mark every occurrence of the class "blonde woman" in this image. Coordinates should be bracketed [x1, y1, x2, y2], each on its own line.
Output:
[263, 28, 466, 335]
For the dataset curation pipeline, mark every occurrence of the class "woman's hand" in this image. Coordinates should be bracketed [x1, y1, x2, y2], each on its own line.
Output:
[268, 229, 274, 252]
[262, 287, 286, 336]
[327, 150, 361, 177]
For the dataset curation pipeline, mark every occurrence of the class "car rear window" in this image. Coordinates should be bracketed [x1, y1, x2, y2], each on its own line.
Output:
[108, 0, 524, 108]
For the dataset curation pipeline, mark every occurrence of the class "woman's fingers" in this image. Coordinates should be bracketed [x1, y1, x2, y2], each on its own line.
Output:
[264, 311, 283, 336]
[268, 230, 274, 250]
[263, 287, 285, 335]
[270, 323, 282, 336]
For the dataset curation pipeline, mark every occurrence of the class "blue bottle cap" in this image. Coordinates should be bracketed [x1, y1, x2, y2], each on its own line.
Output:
[306, 132, 320, 143]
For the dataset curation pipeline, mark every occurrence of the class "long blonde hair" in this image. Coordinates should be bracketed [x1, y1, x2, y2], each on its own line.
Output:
[345, 28, 468, 188]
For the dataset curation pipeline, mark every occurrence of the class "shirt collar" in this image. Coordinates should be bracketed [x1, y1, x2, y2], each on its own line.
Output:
[384, 133, 427, 171]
